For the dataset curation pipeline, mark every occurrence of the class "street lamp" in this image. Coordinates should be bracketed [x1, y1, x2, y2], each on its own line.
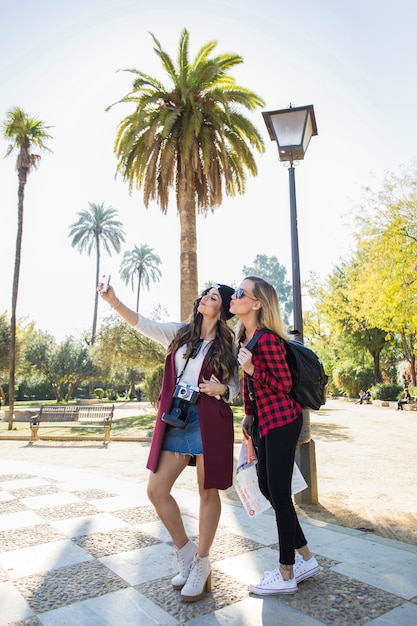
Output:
[262, 104, 318, 504]
[262, 104, 317, 342]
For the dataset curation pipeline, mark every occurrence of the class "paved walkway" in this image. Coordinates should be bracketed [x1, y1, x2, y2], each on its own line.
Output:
[0, 439, 416, 625]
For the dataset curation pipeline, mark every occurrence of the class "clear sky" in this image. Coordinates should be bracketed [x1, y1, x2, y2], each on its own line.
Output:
[1, 0, 416, 340]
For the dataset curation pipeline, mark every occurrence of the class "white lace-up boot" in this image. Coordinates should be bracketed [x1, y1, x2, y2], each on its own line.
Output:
[171, 539, 198, 590]
[181, 555, 212, 602]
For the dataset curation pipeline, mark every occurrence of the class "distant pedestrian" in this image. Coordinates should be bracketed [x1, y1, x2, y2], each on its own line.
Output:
[0, 387, 5, 410]
[397, 389, 411, 411]
[356, 390, 365, 404]
[356, 389, 371, 405]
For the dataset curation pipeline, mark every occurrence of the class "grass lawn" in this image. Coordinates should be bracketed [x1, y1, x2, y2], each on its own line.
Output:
[0, 406, 245, 440]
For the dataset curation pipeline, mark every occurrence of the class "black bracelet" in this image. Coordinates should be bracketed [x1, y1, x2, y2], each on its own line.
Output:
[222, 386, 230, 401]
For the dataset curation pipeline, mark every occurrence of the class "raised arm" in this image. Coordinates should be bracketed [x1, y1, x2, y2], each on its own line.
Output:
[98, 281, 138, 327]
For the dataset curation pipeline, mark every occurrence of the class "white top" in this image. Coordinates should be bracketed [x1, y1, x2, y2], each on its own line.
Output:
[133, 314, 239, 400]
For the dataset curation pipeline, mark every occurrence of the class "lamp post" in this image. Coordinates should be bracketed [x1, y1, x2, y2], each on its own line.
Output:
[262, 104, 318, 504]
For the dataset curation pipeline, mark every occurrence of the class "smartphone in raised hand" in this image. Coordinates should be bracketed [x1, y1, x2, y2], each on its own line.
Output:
[100, 274, 111, 292]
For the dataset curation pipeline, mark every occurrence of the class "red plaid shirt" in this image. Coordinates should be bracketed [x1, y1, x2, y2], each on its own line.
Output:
[243, 329, 302, 438]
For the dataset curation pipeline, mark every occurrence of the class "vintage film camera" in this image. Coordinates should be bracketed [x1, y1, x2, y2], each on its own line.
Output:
[161, 382, 201, 428]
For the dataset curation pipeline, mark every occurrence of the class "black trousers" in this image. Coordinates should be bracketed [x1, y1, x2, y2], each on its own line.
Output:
[257, 416, 307, 565]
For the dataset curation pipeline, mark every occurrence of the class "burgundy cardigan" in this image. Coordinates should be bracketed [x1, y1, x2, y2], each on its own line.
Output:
[146, 345, 235, 490]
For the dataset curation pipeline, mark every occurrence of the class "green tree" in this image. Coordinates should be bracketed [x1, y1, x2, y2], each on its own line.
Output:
[25, 333, 95, 402]
[107, 28, 265, 319]
[119, 243, 162, 311]
[242, 254, 292, 324]
[347, 166, 417, 384]
[298, 273, 336, 389]
[314, 262, 387, 395]
[322, 262, 388, 385]
[0, 313, 9, 375]
[69, 202, 125, 345]
[0, 316, 39, 398]
[94, 316, 165, 375]
[2, 107, 52, 428]
[144, 364, 165, 407]
[125, 367, 145, 400]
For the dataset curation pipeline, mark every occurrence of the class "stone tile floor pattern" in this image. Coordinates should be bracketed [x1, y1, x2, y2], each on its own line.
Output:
[0, 468, 416, 625]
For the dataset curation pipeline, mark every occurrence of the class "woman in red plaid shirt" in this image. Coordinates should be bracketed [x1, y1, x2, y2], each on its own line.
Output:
[230, 276, 320, 595]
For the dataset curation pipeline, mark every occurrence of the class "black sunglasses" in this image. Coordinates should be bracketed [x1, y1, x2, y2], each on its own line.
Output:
[235, 288, 257, 301]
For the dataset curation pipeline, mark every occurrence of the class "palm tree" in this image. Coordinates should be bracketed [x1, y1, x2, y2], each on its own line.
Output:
[107, 28, 265, 319]
[69, 202, 125, 345]
[119, 244, 162, 311]
[2, 107, 52, 429]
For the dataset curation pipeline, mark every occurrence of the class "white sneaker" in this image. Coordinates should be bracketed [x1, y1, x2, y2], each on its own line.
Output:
[248, 568, 297, 595]
[294, 554, 320, 583]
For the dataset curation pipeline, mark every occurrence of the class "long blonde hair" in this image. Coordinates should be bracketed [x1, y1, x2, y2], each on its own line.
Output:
[237, 276, 288, 342]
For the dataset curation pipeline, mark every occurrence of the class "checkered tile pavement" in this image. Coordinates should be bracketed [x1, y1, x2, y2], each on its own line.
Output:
[1, 454, 417, 625]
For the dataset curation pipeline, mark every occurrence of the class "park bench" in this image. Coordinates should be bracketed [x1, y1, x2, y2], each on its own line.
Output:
[30, 404, 115, 444]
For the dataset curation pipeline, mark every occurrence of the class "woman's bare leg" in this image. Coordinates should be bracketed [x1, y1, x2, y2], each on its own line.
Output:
[195, 456, 221, 556]
[296, 545, 313, 560]
[147, 450, 191, 547]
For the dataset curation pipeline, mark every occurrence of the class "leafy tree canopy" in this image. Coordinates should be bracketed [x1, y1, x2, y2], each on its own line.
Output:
[2, 106, 52, 427]
[25, 333, 95, 402]
[0, 313, 9, 375]
[242, 254, 292, 324]
[348, 164, 417, 334]
[69, 201, 126, 344]
[93, 315, 165, 377]
[119, 243, 162, 311]
[107, 28, 266, 317]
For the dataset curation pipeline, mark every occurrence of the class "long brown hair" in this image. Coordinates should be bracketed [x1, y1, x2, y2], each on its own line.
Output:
[167, 288, 236, 382]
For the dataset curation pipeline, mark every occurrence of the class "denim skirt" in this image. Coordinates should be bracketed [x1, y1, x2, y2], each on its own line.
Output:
[161, 401, 203, 456]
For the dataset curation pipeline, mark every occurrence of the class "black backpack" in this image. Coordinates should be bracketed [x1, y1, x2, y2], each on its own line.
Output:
[246, 329, 328, 410]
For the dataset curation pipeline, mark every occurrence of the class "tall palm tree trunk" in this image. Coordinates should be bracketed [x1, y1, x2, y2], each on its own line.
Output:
[91, 236, 101, 346]
[136, 267, 143, 312]
[87, 238, 101, 395]
[178, 178, 198, 321]
[8, 172, 26, 429]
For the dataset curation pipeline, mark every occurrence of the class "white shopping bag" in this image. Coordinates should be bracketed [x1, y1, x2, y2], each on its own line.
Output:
[291, 460, 308, 495]
[235, 439, 308, 518]
[235, 438, 271, 517]
[235, 463, 272, 517]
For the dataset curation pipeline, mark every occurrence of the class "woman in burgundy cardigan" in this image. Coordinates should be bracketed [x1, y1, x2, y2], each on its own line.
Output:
[99, 281, 238, 603]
